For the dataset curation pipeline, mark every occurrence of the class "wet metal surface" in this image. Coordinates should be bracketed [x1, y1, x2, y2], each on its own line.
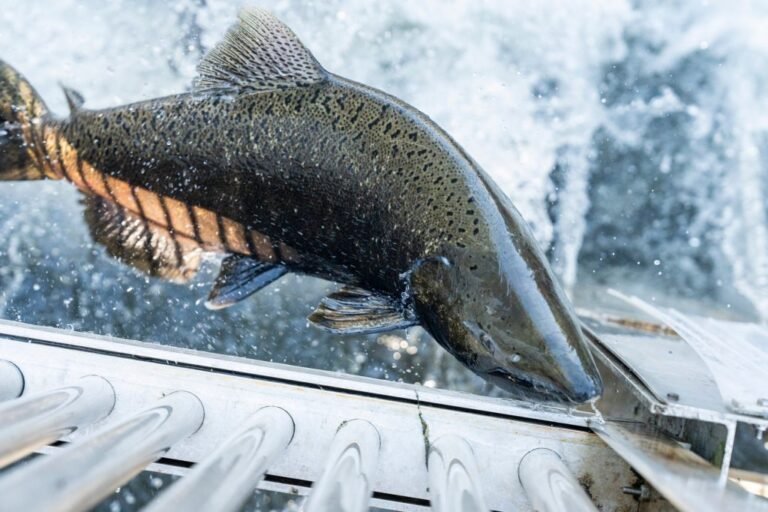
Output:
[304, 419, 380, 512]
[0, 391, 204, 512]
[592, 421, 768, 512]
[146, 406, 294, 512]
[427, 435, 489, 512]
[595, 332, 724, 411]
[0, 375, 114, 468]
[608, 289, 768, 418]
[0, 319, 638, 511]
[0, 360, 23, 402]
[584, 296, 768, 484]
[518, 448, 598, 512]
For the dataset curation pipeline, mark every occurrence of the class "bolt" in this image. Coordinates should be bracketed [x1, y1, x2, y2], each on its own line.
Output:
[622, 485, 651, 501]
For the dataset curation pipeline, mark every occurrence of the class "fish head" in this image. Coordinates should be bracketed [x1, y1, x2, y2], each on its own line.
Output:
[409, 243, 603, 404]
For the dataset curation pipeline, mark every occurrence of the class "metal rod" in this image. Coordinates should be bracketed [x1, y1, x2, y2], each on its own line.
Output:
[0, 360, 23, 402]
[518, 448, 598, 512]
[303, 419, 381, 512]
[0, 375, 114, 469]
[0, 390, 204, 512]
[427, 434, 489, 512]
[144, 406, 294, 512]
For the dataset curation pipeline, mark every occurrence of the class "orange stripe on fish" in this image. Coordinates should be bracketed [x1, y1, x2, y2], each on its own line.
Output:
[133, 187, 169, 229]
[249, 230, 277, 262]
[41, 127, 300, 264]
[191, 205, 225, 250]
[105, 175, 139, 212]
[163, 196, 197, 239]
[220, 216, 250, 255]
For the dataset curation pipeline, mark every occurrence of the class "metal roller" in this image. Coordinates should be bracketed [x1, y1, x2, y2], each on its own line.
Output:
[427, 434, 489, 512]
[145, 406, 294, 512]
[304, 419, 381, 512]
[0, 375, 114, 468]
[0, 390, 204, 512]
[0, 359, 23, 402]
[518, 448, 598, 512]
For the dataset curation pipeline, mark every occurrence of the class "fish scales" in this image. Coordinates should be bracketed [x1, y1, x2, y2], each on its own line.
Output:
[46, 81, 486, 291]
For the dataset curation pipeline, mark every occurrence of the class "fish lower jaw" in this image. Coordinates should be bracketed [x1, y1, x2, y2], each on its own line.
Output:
[483, 367, 593, 404]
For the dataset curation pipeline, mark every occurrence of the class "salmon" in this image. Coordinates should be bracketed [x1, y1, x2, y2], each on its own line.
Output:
[0, 8, 602, 403]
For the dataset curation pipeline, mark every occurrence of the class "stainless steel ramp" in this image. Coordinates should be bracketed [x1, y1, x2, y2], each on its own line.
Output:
[0, 319, 638, 511]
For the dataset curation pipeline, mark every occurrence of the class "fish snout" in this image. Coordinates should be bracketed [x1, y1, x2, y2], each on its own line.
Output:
[542, 331, 604, 404]
[561, 373, 603, 404]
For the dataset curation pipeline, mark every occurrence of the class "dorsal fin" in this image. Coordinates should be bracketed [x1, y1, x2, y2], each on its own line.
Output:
[82, 195, 202, 283]
[60, 84, 85, 113]
[194, 7, 326, 91]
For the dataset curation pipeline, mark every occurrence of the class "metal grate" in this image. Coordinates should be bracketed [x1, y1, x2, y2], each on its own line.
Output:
[0, 319, 636, 511]
[1, 313, 767, 511]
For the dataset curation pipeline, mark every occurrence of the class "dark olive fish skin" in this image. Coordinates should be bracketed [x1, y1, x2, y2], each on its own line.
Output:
[0, 8, 603, 403]
[56, 77, 488, 290]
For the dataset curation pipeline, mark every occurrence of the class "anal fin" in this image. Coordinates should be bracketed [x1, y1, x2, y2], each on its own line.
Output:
[83, 194, 201, 283]
[309, 287, 417, 334]
[205, 254, 287, 310]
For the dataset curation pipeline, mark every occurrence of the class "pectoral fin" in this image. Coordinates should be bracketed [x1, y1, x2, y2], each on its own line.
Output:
[205, 255, 287, 310]
[83, 195, 201, 283]
[309, 287, 417, 334]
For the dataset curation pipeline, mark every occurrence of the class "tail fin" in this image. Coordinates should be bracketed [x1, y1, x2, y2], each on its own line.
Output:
[0, 60, 49, 181]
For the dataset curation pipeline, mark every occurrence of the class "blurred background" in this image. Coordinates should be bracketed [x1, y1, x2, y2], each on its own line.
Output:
[2, 0, 768, 509]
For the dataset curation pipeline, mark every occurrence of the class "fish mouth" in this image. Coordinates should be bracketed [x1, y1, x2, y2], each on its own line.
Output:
[485, 366, 595, 404]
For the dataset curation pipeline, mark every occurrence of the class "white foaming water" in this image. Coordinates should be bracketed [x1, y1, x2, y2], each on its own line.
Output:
[0, 1, 767, 320]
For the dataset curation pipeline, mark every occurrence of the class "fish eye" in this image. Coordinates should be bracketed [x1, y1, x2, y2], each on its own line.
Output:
[479, 332, 493, 351]
[462, 320, 496, 353]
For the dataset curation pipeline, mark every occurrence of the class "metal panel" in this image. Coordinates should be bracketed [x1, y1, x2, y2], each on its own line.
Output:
[585, 326, 740, 480]
[595, 332, 725, 411]
[0, 319, 591, 428]
[0, 375, 115, 468]
[146, 406, 294, 512]
[592, 421, 768, 512]
[584, 289, 768, 495]
[607, 289, 768, 418]
[0, 391, 204, 512]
